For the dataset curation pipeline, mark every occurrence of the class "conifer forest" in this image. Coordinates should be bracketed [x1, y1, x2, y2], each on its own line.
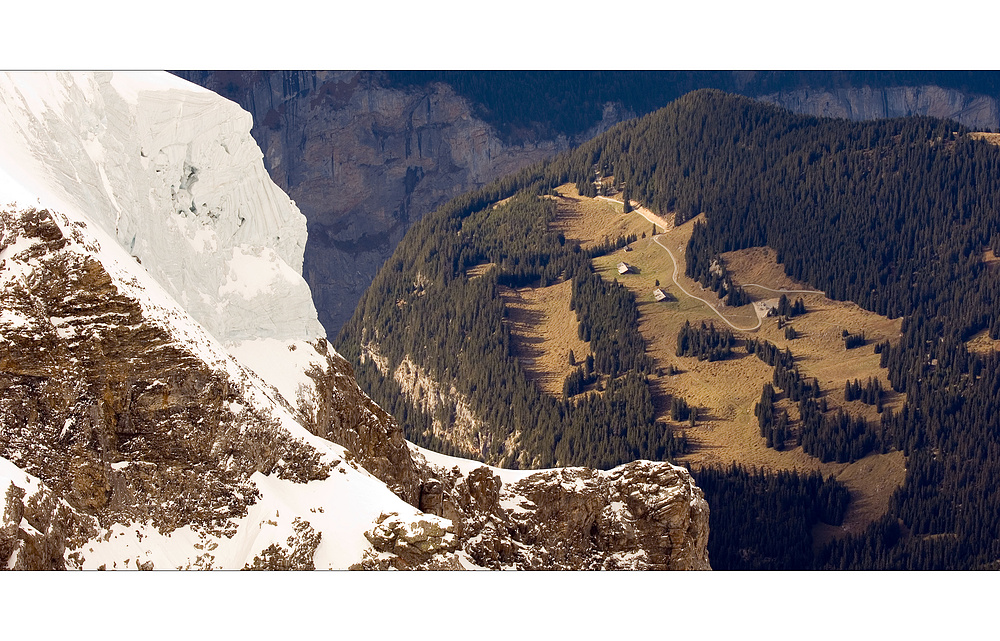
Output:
[338, 89, 1000, 569]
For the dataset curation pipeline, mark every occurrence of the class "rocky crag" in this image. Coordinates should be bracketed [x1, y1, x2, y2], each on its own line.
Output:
[0, 206, 709, 569]
[0, 72, 708, 570]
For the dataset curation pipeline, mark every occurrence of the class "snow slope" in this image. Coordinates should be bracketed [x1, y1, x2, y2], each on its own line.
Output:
[0, 72, 452, 569]
[0, 193, 448, 568]
[0, 71, 325, 348]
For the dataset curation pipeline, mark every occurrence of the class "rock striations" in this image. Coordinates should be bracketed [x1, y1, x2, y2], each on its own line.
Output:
[0, 72, 708, 569]
[757, 85, 1000, 131]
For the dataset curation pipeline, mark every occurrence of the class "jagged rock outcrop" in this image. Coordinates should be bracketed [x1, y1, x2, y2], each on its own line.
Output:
[1, 460, 95, 570]
[0, 202, 462, 570]
[400, 448, 710, 570]
[299, 342, 421, 506]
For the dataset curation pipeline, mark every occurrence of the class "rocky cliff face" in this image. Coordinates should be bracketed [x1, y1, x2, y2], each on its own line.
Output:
[397, 449, 710, 570]
[0, 72, 709, 570]
[756, 85, 1000, 130]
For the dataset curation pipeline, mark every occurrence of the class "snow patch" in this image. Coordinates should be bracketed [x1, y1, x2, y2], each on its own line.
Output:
[73, 459, 436, 570]
[227, 338, 329, 411]
[220, 246, 302, 299]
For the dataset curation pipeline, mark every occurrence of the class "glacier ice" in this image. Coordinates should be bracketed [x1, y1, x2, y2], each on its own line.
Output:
[0, 71, 325, 346]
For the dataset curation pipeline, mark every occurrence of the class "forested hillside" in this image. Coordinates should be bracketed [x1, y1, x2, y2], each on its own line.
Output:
[340, 89, 1000, 569]
[338, 191, 669, 470]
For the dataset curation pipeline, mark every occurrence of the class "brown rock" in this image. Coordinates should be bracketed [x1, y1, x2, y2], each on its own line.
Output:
[410, 450, 711, 571]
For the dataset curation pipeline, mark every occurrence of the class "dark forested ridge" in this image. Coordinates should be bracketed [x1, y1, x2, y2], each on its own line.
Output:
[341, 88, 1000, 569]
[694, 464, 850, 571]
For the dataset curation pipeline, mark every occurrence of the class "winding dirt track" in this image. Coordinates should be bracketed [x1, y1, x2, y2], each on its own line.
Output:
[651, 236, 762, 332]
[597, 195, 825, 331]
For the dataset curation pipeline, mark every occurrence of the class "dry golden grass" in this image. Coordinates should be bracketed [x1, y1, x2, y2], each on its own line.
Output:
[552, 185, 654, 250]
[966, 328, 1000, 355]
[722, 245, 905, 417]
[968, 132, 1000, 146]
[575, 189, 906, 536]
[494, 185, 908, 536]
[499, 279, 592, 398]
[465, 262, 496, 279]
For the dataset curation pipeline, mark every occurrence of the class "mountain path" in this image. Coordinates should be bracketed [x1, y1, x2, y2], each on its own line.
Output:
[652, 235, 762, 332]
[596, 195, 824, 331]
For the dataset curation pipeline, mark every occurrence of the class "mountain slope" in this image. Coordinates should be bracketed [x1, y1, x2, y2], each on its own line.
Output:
[0, 201, 430, 569]
[341, 88, 1000, 569]
[0, 72, 708, 570]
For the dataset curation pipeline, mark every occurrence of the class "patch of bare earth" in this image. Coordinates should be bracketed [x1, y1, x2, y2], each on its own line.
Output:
[966, 328, 1000, 355]
[983, 247, 1000, 270]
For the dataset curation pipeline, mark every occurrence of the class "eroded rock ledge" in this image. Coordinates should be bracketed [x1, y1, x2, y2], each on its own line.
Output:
[349, 450, 710, 571]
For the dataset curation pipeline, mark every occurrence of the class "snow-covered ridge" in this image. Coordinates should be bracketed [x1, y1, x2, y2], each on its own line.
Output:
[0, 198, 443, 570]
[0, 71, 324, 346]
[0, 72, 447, 569]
